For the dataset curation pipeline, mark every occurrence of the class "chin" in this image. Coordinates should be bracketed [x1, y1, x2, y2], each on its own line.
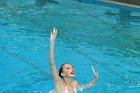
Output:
[68, 75, 75, 78]
[71, 74, 75, 77]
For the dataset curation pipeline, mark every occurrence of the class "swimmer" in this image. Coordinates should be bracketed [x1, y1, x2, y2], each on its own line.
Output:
[49, 28, 98, 93]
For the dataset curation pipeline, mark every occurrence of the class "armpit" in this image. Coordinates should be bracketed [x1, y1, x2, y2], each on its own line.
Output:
[54, 77, 61, 83]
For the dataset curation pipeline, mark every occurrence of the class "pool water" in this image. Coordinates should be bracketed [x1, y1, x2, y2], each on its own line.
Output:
[0, 0, 140, 93]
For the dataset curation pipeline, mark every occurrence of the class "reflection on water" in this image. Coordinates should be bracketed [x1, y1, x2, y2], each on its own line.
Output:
[35, 0, 59, 7]
[118, 10, 131, 26]
[0, 0, 140, 92]
[103, 9, 140, 58]
[118, 10, 140, 26]
[73, 0, 96, 3]
[105, 9, 140, 26]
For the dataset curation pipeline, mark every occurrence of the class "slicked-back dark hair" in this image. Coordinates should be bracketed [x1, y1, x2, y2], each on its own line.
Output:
[59, 63, 67, 78]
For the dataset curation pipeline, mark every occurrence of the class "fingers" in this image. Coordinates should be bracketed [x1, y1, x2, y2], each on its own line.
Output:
[52, 27, 57, 34]
[55, 29, 57, 35]
[53, 27, 55, 33]
[92, 66, 96, 75]
[92, 66, 98, 79]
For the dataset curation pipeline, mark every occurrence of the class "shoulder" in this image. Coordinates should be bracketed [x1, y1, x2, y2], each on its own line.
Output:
[72, 80, 79, 88]
[72, 80, 78, 84]
[72, 80, 84, 91]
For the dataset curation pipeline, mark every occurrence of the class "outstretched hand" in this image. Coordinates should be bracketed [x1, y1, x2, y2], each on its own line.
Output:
[92, 66, 98, 80]
[50, 27, 57, 43]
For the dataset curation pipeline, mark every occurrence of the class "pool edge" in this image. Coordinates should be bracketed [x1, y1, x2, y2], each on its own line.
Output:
[98, 0, 140, 9]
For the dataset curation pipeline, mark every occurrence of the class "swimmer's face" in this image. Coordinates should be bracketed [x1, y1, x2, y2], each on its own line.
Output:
[61, 64, 75, 78]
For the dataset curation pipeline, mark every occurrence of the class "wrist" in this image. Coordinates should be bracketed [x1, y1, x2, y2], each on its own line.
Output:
[95, 77, 98, 80]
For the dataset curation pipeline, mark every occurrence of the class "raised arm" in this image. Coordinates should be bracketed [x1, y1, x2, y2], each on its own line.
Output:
[83, 66, 98, 89]
[73, 66, 98, 91]
[49, 28, 59, 83]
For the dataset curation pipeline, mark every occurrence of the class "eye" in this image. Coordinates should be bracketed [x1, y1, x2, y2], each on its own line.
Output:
[67, 67, 70, 69]
[72, 66, 74, 68]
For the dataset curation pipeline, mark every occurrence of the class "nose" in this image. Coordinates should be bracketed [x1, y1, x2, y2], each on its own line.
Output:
[71, 67, 74, 70]
[72, 68, 74, 71]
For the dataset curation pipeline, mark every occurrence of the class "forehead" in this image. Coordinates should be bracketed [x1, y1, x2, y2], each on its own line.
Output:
[62, 64, 72, 68]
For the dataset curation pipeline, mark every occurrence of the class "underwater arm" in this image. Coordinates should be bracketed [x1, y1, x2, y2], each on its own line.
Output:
[49, 28, 60, 83]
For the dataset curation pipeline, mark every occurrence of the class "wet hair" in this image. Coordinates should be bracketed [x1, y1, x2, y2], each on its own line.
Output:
[59, 63, 67, 78]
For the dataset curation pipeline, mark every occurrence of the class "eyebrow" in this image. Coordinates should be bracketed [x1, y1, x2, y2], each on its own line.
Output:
[65, 66, 73, 68]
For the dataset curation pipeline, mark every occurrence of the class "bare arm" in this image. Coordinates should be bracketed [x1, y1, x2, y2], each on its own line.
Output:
[83, 66, 98, 89]
[49, 28, 60, 84]
[73, 66, 98, 91]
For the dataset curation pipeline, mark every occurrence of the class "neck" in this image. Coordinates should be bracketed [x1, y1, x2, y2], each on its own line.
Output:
[63, 77, 72, 85]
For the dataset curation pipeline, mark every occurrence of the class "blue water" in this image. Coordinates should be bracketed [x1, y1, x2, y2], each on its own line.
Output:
[0, 0, 140, 93]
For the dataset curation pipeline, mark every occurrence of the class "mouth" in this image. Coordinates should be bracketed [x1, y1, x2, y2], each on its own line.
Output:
[71, 71, 75, 75]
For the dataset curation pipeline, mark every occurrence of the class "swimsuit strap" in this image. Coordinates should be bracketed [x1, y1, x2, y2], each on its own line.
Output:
[74, 86, 77, 93]
[65, 86, 77, 93]
[65, 86, 68, 93]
